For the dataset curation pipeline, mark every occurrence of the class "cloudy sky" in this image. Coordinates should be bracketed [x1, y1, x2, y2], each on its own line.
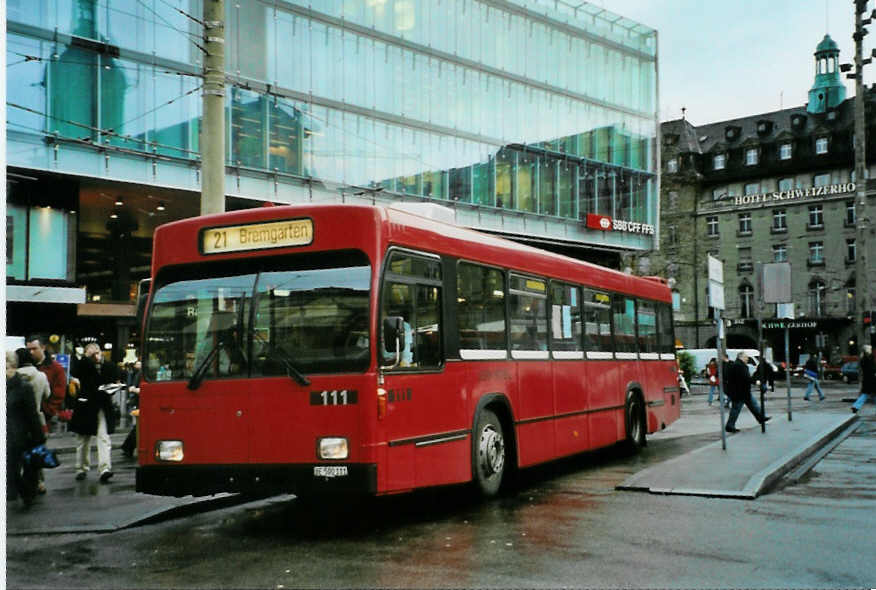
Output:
[600, 0, 862, 125]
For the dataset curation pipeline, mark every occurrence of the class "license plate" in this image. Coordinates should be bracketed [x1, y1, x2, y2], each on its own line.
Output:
[313, 465, 349, 478]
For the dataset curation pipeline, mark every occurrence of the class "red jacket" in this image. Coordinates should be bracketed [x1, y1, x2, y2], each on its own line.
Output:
[37, 356, 67, 417]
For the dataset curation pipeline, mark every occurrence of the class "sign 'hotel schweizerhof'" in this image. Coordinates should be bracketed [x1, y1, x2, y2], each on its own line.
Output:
[732, 182, 855, 207]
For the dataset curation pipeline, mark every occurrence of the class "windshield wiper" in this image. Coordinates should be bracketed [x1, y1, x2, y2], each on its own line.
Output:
[253, 332, 311, 386]
[187, 340, 221, 390]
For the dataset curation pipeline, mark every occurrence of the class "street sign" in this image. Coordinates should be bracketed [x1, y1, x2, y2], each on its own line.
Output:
[763, 263, 792, 303]
[707, 255, 725, 310]
[776, 303, 795, 319]
[708, 255, 724, 284]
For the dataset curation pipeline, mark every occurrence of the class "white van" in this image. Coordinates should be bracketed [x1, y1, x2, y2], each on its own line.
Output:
[679, 348, 761, 377]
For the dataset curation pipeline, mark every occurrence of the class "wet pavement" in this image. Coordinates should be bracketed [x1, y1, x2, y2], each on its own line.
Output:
[6, 383, 869, 535]
[6, 429, 240, 534]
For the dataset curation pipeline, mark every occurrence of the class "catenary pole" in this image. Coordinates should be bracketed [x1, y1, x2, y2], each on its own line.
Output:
[202, 0, 226, 215]
[854, 2, 871, 351]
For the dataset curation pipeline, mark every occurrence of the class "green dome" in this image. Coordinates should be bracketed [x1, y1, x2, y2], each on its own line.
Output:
[815, 34, 839, 54]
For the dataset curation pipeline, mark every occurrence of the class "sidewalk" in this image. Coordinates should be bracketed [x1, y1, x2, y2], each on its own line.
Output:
[6, 429, 242, 535]
[7, 392, 864, 534]
[617, 411, 861, 498]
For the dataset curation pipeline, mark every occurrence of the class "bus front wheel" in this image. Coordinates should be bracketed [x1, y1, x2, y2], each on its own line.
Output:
[624, 392, 646, 452]
[473, 409, 506, 497]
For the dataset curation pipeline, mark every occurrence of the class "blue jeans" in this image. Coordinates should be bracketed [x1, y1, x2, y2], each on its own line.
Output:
[804, 378, 824, 400]
[708, 384, 718, 404]
[852, 392, 873, 411]
[726, 394, 766, 429]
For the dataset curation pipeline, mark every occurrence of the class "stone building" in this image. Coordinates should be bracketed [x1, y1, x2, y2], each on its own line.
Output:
[651, 34, 875, 364]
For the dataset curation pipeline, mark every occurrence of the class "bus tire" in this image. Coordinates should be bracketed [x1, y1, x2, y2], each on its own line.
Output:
[624, 391, 646, 453]
[473, 409, 506, 497]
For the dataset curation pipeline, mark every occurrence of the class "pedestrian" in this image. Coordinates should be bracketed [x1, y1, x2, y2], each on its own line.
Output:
[25, 334, 69, 429]
[803, 355, 825, 401]
[724, 351, 771, 433]
[706, 358, 719, 405]
[6, 350, 46, 507]
[755, 358, 774, 396]
[851, 345, 876, 414]
[16, 347, 53, 495]
[121, 359, 141, 459]
[69, 342, 121, 483]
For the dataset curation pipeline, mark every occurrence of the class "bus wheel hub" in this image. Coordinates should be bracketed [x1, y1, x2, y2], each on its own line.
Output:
[479, 425, 505, 476]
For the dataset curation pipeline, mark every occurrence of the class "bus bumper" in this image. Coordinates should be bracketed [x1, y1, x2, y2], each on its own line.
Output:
[136, 463, 378, 497]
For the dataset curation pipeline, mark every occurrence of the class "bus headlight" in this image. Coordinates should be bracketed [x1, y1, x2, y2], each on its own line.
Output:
[155, 440, 184, 462]
[318, 437, 348, 460]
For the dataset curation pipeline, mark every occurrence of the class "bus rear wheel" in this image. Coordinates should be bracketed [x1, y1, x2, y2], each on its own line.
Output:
[624, 392, 646, 453]
[473, 409, 506, 497]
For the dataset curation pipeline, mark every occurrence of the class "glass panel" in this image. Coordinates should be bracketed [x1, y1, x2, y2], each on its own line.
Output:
[558, 161, 575, 218]
[539, 157, 557, 216]
[509, 275, 547, 351]
[28, 207, 70, 280]
[636, 299, 657, 354]
[457, 263, 506, 352]
[495, 149, 513, 209]
[7, 35, 46, 135]
[253, 262, 371, 375]
[230, 88, 266, 168]
[449, 166, 472, 203]
[472, 157, 493, 206]
[269, 98, 305, 174]
[381, 282, 442, 369]
[6, 204, 27, 280]
[656, 303, 674, 353]
[612, 296, 637, 354]
[146, 273, 255, 382]
[582, 289, 612, 352]
[517, 151, 537, 213]
[551, 282, 582, 352]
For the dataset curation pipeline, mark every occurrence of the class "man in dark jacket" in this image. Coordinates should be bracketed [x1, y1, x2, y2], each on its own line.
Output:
[70, 342, 121, 483]
[6, 350, 46, 506]
[725, 351, 771, 433]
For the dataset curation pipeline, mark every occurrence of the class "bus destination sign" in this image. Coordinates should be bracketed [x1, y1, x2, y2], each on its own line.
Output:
[202, 218, 313, 254]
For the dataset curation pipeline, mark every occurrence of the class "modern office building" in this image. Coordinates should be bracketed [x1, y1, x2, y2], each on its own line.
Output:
[6, 0, 660, 359]
[651, 34, 875, 364]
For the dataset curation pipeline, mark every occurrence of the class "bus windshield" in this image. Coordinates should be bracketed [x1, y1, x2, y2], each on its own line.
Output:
[144, 251, 371, 382]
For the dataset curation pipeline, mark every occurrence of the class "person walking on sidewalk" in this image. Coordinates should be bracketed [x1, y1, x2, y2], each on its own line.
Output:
[706, 358, 719, 405]
[121, 359, 141, 458]
[6, 350, 46, 507]
[803, 356, 825, 401]
[725, 351, 771, 433]
[26, 334, 69, 429]
[851, 345, 876, 414]
[69, 342, 121, 483]
[15, 348, 52, 494]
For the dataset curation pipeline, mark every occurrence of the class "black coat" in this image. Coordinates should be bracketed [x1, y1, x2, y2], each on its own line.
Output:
[726, 359, 753, 402]
[861, 353, 876, 395]
[69, 358, 120, 436]
[6, 374, 45, 452]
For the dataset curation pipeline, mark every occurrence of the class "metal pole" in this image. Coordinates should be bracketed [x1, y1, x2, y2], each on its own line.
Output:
[785, 324, 792, 421]
[756, 263, 766, 434]
[854, 4, 871, 352]
[716, 310, 727, 450]
[202, 0, 226, 216]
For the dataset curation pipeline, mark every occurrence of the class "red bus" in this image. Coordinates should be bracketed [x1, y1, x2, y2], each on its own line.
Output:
[136, 204, 680, 498]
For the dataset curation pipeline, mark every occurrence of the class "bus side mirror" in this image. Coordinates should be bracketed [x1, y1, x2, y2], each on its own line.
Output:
[382, 316, 405, 367]
[136, 278, 152, 325]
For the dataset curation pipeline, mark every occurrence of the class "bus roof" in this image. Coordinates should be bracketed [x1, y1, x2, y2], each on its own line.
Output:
[152, 204, 669, 303]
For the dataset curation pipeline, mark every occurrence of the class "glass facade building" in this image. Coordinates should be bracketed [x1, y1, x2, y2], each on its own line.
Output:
[8, 0, 658, 252]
